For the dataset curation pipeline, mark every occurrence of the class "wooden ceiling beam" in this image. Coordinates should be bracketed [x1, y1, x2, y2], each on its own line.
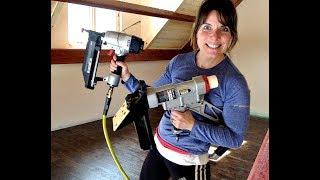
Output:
[51, 49, 181, 64]
[54, 0, 195, 22]
[233, 0, 244, 7]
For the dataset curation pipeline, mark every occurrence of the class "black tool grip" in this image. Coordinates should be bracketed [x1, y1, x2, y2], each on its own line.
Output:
[214, 146, 229, 156]
[113, 55, 126, 76]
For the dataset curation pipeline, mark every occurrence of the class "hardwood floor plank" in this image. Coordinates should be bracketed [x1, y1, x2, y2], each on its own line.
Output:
[51, 108, 268, 179]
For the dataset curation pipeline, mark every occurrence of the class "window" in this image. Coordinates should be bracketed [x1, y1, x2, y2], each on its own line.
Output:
[68, 3, 118, 48]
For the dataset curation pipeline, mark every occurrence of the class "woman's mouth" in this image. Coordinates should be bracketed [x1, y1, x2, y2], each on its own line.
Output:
[206, 43, 221, 49]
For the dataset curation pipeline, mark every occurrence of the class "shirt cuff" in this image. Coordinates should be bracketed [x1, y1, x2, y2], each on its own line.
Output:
[122, 74, 140, 93]
[121, 74, 133, 84]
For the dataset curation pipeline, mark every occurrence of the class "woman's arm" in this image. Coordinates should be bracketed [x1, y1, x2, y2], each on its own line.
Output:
[189, 75, 250, 148]
[110, 52, 179, 94]
[120, 55, 178, 93]
[109, 56, 140, 93]
[152, 55, 178, 87]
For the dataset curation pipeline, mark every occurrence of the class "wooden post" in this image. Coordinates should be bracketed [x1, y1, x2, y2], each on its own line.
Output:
[247, 130, 269, 180]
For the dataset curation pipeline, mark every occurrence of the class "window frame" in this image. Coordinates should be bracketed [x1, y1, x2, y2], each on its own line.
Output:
[67, 3, 119, 48]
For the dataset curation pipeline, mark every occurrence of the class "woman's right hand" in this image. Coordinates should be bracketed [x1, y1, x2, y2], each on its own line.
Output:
[109, 53, 131, 82]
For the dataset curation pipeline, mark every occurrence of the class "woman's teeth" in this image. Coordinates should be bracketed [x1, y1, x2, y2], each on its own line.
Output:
[207, 43, 221, 49]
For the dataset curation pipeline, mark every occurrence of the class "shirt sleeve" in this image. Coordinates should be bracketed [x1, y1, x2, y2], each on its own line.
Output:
[190, 75, 250, 148]
[122, 74, 141, 93]
[152, 55, 177, 87]
[122, 55, 177, 92]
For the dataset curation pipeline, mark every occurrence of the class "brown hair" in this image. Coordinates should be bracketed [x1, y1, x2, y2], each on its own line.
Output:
[190, 0, 238, 52]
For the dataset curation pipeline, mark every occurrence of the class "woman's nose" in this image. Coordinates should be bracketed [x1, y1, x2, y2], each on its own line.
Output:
[208, 29, 220, 39]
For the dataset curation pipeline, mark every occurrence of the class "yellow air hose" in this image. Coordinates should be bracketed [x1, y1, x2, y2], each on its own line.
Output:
[102, 114, 129, 179]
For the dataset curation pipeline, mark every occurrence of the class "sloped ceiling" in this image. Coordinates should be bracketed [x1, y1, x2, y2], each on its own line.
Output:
[51, 0, 243, 50]
[51, 1, 64, 28]
[146, 0, 242, 49]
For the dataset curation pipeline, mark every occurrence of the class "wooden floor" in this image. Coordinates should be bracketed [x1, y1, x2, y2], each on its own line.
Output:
[51, 108, 269, 180]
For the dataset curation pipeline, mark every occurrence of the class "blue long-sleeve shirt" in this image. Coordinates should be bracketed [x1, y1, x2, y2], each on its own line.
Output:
[123, 51, 250, 155]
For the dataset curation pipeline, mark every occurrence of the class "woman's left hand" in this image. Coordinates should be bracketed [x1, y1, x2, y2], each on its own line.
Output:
[170, 110, 195, 131]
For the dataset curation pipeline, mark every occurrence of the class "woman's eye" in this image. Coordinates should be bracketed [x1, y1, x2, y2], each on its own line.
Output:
[203, 25, 212, 31]
[221, 26, 230, 32]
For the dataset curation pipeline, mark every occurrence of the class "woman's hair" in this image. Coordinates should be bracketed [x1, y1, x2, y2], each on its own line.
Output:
[190, 0, 238, 52]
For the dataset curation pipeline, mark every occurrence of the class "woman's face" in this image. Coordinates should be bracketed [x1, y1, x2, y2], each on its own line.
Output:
[196, 10, 232, 60]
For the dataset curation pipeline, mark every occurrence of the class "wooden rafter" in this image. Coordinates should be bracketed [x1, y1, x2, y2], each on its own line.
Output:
[54, 0, 195, 22]
[233, 0, 244, 7]
[51, 49, 182, 64]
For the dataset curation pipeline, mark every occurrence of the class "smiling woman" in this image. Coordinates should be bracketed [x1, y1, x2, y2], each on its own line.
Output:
[67, 3, 118, 48]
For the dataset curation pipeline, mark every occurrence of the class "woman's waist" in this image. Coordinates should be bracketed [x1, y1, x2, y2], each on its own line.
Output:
[158, 117, 210, 155]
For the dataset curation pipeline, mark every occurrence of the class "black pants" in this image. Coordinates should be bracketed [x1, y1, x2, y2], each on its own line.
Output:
[139, 147, 211, 180]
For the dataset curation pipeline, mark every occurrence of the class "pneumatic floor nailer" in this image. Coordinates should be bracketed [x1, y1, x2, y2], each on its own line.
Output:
[113, 75, 230, 161]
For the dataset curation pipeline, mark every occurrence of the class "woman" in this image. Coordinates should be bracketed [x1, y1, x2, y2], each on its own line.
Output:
[110, 0, 250, 179]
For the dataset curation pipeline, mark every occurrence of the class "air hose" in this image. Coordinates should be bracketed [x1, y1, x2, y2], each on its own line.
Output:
[102, 87, 129, 180]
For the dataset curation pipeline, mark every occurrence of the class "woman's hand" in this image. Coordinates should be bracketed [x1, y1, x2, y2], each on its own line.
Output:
[170, 110, 195, 131]
[109, 50, 131, 82]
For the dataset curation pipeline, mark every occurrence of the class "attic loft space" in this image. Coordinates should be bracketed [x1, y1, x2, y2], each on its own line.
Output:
[51, 0, 242, 64]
